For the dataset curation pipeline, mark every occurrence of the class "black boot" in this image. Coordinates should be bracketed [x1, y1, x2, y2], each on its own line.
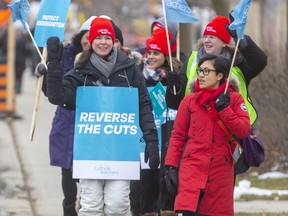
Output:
[63, 201, 77, 216]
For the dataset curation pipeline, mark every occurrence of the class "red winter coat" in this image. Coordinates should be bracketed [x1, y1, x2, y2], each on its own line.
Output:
[165, 79, 250, 216]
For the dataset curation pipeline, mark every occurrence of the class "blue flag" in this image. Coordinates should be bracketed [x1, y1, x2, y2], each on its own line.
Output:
[7, 0, 30, 30]
[229, 0, 251, 39]
[164, 0, 199, 23]
[33, 0, 70, 47]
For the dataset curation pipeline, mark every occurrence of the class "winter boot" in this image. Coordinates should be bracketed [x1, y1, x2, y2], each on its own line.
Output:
[63, 200, 78, 216]
[141, 213, 158, 216]
[160, 211, 178, 216]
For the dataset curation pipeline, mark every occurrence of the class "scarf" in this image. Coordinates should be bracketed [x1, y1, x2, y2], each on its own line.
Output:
[90, 47, 117, 78]
[197, 46, 232, 62]
[194, 79, 229, 120]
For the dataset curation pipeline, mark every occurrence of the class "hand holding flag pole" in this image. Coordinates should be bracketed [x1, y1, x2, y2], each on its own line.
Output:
[29, 48, 46, 141]
[162, 0, 199, 95]
[8, 0, 47, 69]
[224, 0, 251, 94]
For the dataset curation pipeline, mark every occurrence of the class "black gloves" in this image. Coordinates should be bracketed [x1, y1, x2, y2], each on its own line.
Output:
[34, 63, 47, 78]
[225, 13, 237, 40]
[167, 70, 180, 88]
[215, 91, 230, 112]
[143, 128, 159, 169]
[144, 142, 160, 169]
[164, 166, 178, 196]
[225, 24, 237, 40]
[47, 36, 63, 62]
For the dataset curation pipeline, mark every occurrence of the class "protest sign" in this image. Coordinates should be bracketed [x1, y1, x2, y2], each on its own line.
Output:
[73, 86, 141, 180]
[34, 0, 70, 47]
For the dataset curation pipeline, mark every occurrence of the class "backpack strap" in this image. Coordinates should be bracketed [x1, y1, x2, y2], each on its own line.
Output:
[206, 105, 242, 163]
[206, 105, 233, 141]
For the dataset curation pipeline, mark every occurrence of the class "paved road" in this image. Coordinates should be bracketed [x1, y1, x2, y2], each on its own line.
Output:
[0, 70, 288, 215]
[0, 71, 63, 216]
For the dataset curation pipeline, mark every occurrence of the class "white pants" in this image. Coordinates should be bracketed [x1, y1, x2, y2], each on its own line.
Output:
[78, 179, 131, 216]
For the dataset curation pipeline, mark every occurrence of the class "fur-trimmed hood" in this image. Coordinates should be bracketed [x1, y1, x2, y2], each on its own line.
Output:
[130, 50, 143, 65]
[189, 75, 240, 93]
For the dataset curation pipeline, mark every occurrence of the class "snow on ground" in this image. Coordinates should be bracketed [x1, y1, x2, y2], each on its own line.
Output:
[234, 172, 288, 200]
[258, 171, 288, 179]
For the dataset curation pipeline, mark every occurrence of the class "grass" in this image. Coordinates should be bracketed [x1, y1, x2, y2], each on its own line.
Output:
[235, 174, 288, 200]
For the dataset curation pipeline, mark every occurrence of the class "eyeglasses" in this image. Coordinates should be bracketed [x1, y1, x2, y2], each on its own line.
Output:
[196, 67, 217, 76]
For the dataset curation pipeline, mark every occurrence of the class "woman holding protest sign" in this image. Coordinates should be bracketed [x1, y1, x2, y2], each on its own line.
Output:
[45, 17, 159, 216]
[164, 55, 250, 216]
[130, 28, 185, 216]
[35, 15, 96, 216]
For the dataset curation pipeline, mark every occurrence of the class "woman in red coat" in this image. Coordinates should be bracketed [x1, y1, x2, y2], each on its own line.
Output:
[164, 55, 250, 216]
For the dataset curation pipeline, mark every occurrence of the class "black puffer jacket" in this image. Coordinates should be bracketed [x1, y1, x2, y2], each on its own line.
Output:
[47, 49, 158, 142]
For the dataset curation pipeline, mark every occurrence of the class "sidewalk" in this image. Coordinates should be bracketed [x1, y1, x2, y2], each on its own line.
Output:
[0, 71, 62, 216]
[0, 70, 288, 215]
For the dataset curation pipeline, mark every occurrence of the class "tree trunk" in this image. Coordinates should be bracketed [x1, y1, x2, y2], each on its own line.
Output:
[211, 0, 230, 15]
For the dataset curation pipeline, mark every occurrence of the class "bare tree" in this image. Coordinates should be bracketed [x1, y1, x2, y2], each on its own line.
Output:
[211, 0, 230, 15]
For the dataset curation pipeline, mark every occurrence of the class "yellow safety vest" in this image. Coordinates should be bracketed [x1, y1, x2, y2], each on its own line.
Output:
[185, 51, 257, 125]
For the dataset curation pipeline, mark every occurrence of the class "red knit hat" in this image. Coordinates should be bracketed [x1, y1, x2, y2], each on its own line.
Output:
[89, 17, 115, 44]
[146, 29, 172, 56]
[203, 16, 231, 44]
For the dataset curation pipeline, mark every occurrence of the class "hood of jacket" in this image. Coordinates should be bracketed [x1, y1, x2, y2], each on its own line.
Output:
[151, 17, 178, 43]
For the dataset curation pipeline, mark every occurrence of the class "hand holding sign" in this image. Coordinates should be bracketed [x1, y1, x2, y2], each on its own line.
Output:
[144, 142, 160, 169]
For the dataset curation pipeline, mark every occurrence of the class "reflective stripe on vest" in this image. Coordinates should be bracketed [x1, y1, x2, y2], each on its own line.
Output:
[185, 51, 257, 125]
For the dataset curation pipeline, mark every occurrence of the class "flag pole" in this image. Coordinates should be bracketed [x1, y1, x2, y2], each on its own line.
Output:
[29, 48, 47, 141]
[24, 22, 47, 69]
[161, 0, 176, 95]
[224, 39, 240, 94]
[23, 23, 47, 141]
[176, 24, 180, 61]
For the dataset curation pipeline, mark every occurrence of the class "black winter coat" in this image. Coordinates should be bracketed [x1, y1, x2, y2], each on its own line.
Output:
[46, 49, 158, 142]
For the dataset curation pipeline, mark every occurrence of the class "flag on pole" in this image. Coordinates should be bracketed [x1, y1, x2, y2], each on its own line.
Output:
[7, 0, 46, 65]
[7, 0, 30, 31]
[228, 0, 251, 39]
[33, 0, 70, 47]
[164, 0, 199, 23]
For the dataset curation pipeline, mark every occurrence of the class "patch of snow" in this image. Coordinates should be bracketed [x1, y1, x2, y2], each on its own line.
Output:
[234, 175, 288, 200]
[258, 171, 288, 179]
